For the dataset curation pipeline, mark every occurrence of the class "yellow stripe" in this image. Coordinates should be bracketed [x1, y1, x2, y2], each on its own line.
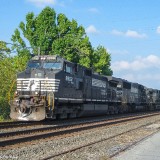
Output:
[52, 94, 55, 110]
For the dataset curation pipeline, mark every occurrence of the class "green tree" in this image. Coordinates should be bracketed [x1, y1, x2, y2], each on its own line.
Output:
[11, 29, 31, 58]
[11, 7, 93, 68]
[0, 41, 10, 58]
[92, 45, 112, 75]
[52, 13, 93, 67]
[11, 6, 112, 74]
[0, 41, 29, 120]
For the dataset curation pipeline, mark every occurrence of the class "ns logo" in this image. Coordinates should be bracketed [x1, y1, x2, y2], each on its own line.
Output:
[65, 76, 73, 84]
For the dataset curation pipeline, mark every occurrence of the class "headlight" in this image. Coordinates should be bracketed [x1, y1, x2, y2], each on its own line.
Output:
[35, 91, 39, 95]
[14, 91, 19, 97]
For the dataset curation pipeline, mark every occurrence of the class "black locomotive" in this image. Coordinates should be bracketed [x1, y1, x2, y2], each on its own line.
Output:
[10, 55, 160, 121]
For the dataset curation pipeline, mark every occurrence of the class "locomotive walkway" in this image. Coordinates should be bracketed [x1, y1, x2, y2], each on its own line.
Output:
[113, 131, 160, 160]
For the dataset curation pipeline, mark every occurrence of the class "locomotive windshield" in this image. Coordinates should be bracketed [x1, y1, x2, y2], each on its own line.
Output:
[43, 62, 61, 69]
[27, 55, 63, 70]
[27, 60, 62, 70]
[27, 61, 40, 68]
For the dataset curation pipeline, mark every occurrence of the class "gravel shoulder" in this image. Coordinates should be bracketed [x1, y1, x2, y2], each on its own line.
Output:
[1, 115, 160, 160]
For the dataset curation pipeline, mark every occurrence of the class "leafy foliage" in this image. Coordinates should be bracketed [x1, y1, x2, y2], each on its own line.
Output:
[11, 7, 112, 74]
[0, 41, 29, 120]
[0, 41, 10, 58]
[0, 97, 10, 121]
[92, 45, 113, 75]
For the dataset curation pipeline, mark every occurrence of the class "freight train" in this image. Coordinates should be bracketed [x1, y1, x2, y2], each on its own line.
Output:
[10, 55, 160, 121]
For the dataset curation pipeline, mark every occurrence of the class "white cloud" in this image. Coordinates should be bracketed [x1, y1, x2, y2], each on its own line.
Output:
[111, 29, 147, 39]
[126, 30, 147, 38]
[111, 29, 123, 36]
[112, 54, 160, 72]
[112, 54, 160, 88]
[88, 8, 99, 13]
[119, 73, 160, 84]
[156, 26, 160, 34]
[118, 73, 160, 88]
[86, 25, 99, 34]
[27, 0, 57, 7]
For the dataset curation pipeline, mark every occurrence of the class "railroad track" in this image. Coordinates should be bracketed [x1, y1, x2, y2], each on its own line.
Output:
[0, 111, 160, 149]
[0, 121, 44, 129]
[0, 116, 114, 130]
[0, 111, 158, 130]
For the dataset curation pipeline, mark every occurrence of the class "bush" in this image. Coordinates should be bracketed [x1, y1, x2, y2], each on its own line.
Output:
[0, 97, 10, 121]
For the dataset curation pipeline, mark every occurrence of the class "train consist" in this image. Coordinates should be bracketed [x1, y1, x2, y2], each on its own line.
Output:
[10, 55, 160, 121]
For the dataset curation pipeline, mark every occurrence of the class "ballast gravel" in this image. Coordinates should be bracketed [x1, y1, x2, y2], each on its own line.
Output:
[1, 115, 160, 160]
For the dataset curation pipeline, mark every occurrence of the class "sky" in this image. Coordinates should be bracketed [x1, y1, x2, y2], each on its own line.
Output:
[1, 0, 160, 89]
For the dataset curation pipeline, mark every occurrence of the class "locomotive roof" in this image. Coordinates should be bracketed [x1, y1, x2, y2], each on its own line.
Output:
[106, 76, 119, 84]
[31, 55, 63, 61]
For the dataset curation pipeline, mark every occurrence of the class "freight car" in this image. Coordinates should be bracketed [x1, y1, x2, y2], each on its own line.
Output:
[10, 55, 160, 121]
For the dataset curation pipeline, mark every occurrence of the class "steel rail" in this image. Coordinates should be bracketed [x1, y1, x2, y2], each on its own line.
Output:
[0, 112, 160, 148]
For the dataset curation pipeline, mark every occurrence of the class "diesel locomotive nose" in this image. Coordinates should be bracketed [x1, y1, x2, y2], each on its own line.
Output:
[19, 99, 32, 116]
[10, 55, 63, 121]
[10, 69, 47, 121]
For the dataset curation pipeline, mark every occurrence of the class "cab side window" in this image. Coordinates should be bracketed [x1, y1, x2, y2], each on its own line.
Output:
[64, 62, 72, 74]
